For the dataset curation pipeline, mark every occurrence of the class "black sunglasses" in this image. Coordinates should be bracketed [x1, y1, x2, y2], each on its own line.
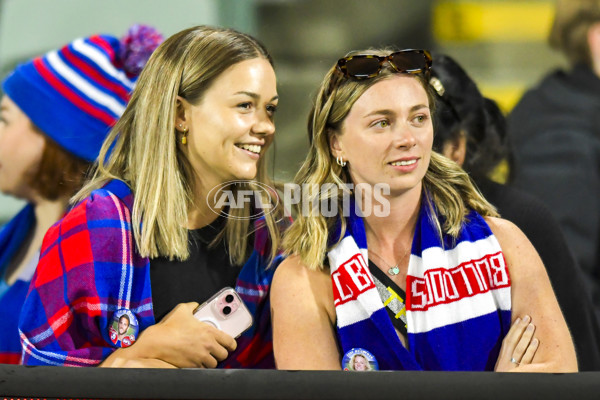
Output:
[336, 49, 432, 80]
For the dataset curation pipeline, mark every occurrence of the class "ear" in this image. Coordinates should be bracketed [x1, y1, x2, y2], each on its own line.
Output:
[174, 96, 190, 131]
[441, 132, 467, 166]
[329, 131, 344, 159]
[588, 22, 600, 74]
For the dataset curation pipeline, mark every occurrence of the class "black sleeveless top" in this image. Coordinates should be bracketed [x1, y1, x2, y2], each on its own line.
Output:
[149, 216, 242, 322]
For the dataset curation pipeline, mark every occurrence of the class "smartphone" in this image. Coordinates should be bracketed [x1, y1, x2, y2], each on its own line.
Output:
[193, 287, 253, 338]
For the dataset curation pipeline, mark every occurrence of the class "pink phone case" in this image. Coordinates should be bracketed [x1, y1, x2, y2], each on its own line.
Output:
[193, 287, 253, 338]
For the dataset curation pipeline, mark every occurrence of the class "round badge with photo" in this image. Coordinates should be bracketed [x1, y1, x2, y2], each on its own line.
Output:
[342, 348, 379, 371]
[108, 308, 139, 348]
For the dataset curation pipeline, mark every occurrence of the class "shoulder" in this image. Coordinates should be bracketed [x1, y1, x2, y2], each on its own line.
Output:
[484, 216, 530, 258]
[86, 180, 134, 217]
[50, 189, 127, 234]
[484, 216, 542, 273]
[484, 216, 525, 246]
[41, 183, 134, 257]
[507, 70, 572, 134]
[271, 255, 333, 318]
[273, 255, 330, 291]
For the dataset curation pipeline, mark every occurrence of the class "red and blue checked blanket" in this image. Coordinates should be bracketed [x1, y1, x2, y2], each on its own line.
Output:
[19, 179, 281, 367]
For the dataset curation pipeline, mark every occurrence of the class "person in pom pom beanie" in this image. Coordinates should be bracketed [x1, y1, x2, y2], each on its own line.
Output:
[19, 25, 286, 369]
[0, 24, 162, 364]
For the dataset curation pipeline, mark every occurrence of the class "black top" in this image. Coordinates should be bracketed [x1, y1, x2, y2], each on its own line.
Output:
[150, 216, 242, 322]
[476, 176, 600, 371]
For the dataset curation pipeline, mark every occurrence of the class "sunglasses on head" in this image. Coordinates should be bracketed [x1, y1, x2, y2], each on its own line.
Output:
[336, 49, 432, 80]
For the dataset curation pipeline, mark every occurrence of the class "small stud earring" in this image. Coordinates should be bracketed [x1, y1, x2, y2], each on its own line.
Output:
[336, 156, 347, 167]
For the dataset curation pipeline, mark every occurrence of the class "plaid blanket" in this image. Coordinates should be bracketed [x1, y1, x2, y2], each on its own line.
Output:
[329, 198, 512, 371]
[19, 179, 281, 367]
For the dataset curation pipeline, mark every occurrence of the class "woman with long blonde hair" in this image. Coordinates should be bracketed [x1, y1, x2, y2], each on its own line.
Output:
[271, 48, 577, 372]
[20, 25, 284, 368]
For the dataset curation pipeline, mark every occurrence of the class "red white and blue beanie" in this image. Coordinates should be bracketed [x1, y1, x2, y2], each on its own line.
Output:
[1, 25, 163, 162]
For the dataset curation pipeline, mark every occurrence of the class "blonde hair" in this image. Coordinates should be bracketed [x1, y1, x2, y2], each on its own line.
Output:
[348, 353, 373, 371]
[549, 0, 600, 66]
[283, 49, 497, 271]
[75, 26, 282, 264]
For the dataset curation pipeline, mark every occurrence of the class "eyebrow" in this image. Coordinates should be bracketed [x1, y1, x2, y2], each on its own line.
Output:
[363, 104, 429, 118]
[234, 91, 279, 102]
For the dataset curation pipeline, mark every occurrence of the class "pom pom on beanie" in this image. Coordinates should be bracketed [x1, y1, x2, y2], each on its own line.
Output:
[119, 24, 164, 78]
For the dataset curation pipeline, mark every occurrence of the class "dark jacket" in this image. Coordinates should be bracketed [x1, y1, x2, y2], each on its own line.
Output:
[507, 65, 600, 329]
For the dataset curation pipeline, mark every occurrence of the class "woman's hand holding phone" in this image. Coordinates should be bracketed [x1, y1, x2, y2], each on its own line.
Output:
[192, 287, 254, 339]
[101, 302, 237, 368]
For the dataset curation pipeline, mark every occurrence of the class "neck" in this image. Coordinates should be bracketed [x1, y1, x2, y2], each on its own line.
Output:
[33, 196, 70, 236]
[363, 186, 421, 256]
[186, 180, 222, 230]
[4, 195, 69, 285]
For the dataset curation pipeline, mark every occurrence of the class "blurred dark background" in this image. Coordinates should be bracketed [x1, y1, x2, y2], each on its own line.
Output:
[0, 0, 563, 222]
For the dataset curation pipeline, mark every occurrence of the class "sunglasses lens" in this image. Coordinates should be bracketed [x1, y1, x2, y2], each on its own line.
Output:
[391, 51, 429, 72]
[345, 57, 381, 78]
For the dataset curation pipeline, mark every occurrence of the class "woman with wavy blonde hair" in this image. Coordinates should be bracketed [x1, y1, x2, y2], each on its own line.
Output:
[271, 48, 576, 372]
[20, 25, 284, 368]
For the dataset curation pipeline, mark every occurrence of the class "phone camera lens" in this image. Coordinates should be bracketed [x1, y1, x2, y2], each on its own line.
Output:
[223, 306, 232, 315]
[225, 294, 234, 303]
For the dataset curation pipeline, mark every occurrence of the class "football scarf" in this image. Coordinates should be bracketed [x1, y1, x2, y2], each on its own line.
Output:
[328, 198, 512, 371]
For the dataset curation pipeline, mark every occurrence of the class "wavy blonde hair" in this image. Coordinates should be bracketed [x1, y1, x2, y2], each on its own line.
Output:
[75, 26, 282, 264]
[283, 48, 497, 271]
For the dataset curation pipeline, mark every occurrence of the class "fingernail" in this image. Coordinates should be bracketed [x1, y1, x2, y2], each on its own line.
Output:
[527, 324, 534, 332]
[523, 315, 531, 323]
[514, 317, 521, 325]
[532, 338, 539, 346]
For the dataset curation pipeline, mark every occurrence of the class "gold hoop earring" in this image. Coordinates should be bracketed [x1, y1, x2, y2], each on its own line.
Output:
[336, 156, 347, 167]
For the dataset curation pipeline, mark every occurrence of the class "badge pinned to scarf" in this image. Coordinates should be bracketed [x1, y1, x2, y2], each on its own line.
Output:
[108, 308, 139, 348]
[343, 348, 379, 371]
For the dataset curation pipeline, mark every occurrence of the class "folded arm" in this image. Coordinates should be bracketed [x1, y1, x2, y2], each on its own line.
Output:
[487, 217, 578, 372]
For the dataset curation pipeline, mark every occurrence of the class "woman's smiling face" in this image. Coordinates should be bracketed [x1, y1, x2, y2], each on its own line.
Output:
[178, 57, 278, 190]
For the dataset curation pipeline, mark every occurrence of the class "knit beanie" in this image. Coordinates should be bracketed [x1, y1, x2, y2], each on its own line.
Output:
[1, 25, 163, 162]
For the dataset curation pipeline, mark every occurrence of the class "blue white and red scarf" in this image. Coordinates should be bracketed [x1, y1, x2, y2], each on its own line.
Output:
[328, 198, 512, 371]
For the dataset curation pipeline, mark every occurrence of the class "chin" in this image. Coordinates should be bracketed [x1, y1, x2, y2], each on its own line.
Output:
[232, 166, 259, 181]
[0, 183, 15, 198]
